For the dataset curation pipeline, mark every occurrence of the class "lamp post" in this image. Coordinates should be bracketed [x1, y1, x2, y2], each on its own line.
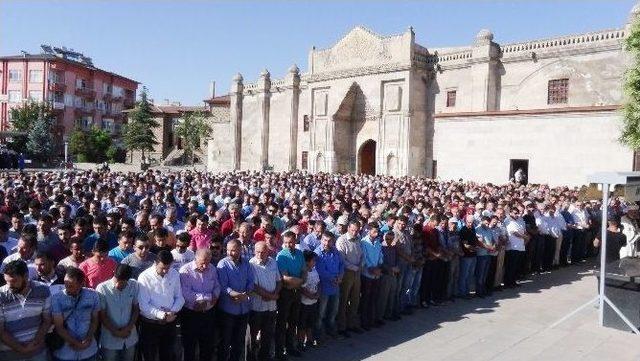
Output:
[64, 141, 68, 164]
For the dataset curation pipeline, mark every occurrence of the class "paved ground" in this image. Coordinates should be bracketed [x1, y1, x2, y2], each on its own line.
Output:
[303, 261, 640, 361]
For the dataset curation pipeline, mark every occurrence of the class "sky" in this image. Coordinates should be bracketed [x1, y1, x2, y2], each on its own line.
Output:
[0, 0, 637, 105]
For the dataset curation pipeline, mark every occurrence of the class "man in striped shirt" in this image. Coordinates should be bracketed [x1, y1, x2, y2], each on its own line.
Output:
[0, 260, 52, 361]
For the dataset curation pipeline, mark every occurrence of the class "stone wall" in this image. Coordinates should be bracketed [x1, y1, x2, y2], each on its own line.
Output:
[433, 109, 632, 186]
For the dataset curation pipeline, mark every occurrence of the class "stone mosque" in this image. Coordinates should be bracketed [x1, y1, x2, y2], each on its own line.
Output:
[205, 4, 639, 186]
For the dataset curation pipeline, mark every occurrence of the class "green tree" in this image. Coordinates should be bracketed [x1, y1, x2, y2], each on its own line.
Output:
[26, 115, 53, 164]
[174, 111, 212, 164]
[68, 127, 112, 162]
[622, 17, 640, 148]
[122, 87, 159, 162]
[8, 101, 54, 154]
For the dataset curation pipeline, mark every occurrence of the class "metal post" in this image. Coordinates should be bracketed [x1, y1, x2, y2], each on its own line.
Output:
[599, 183, 609, 326]
[64, 141, 69, 164]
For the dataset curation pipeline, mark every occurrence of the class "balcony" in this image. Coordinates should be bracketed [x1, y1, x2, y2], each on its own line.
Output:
[103, 92, 112, 101]
[123, 98, 134, 108]
[51, 101, 65, 112]
[48, 80, 66, 92]
[74, 106, 94, 116]
[75, 86, 96, 98]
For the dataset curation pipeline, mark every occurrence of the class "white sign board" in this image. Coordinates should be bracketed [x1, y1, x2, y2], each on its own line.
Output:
[625, 183, 640, 202]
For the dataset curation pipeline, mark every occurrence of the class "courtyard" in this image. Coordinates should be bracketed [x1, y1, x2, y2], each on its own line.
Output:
[303, 261, 640, 361]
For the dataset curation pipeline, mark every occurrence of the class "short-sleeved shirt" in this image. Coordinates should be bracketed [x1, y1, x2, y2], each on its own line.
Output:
[249, 256, 281, 312]
[276, 248, 305, 278]
[79, 257, 118, 289]
[301, 267, 319, 306]
[51, 288, 101, 360]
[121, 253, 156, 279]
[0, 281, 51, 360]
[95, 278, 139, 350]
[108, 247, 133, 263]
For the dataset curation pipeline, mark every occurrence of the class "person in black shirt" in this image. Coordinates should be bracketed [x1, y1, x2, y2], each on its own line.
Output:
[458, 215, 480, 299]
[593, 218, 627, 262]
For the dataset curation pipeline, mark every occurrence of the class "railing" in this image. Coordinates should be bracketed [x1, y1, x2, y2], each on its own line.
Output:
[52, 101, 65, 110]
[501, 28, 624, 56]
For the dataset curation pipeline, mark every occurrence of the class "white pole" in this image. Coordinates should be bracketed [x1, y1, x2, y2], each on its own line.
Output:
[64, 142, 68, 164]
[599, 183, 609, 326]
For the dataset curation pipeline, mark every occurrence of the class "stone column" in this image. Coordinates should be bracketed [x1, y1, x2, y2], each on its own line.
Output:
[257, 69, 271, 170]
[230, 73, 243, 170]
[470, 29, 500, 112]
[287, 64, 301, 170]
[326, 116, 337, 173]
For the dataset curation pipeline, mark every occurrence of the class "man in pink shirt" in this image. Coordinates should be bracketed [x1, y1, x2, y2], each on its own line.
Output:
[189, 215, 214, 251]
[79, 238, 117, 288]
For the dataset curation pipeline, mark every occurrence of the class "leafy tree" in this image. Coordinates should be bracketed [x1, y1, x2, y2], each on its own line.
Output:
[622, 17, 640, 148]
[174, 111, 212, 164]
[122, 87, 159, 162]
[26, 116, 53, 164]
[68, 127, 112, 162]
[8, 101, 54, 154]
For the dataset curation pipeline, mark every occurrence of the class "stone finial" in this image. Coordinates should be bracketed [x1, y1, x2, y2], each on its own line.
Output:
[288, 64, 300, 74]
[260, 69, 270, 78]
[475, 29, 494, 42]
[630, 2, 640, 19]
[232, 73, 243, 82]
[408, 26, 414, 34]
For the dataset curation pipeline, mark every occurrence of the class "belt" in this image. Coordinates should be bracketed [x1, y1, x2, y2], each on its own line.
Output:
[141, 316, 172, 325]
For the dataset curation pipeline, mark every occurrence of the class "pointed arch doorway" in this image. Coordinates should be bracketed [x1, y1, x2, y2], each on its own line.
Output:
[358, 140, 376, 175]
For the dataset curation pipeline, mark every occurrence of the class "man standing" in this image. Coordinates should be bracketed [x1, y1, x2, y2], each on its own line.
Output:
[314, 231, 343, 338]
[121, 238, 155, 279]
[360, 223, 383, 329]
[137, 251, 185, 361]
[275, 231, 306, 359]
[1, 234, 38, 280]
[51, 267, 101, 361]
[96, 264, 139, 361]
[505, 207, 528, 288]
[217, 240, 254, 361]
[0, 260, 51, 361]
[249, 241, 281, 361]
[458, 215, 479, 299]
[179, 249, 220, 361]
[79, 239, 117, 289]
[336, 220, 363, 337]
[108, 231, 134, 263]
[34, 251, 65, 295]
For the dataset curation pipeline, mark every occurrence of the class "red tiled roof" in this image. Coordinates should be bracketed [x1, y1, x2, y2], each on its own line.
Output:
[204, 94, 230, 105]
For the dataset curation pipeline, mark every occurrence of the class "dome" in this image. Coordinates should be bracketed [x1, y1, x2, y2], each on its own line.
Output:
[232, 73, 243, 82]
[476, 29, 494, 41]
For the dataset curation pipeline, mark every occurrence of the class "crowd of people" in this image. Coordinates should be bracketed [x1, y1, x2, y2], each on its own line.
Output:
[0, 169, 636, 361]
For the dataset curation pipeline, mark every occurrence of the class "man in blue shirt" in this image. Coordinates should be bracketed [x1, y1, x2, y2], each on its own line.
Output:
[217, 239, 254, 361]
[84, 216, 118, 254]
[360, 223, 383, 330]
[314, 231, 343, 338]
[275, 231, 306, 359]
[475, 216, 496, 297]
[51, 267, 101, 361]
[300, 220, 324, 252]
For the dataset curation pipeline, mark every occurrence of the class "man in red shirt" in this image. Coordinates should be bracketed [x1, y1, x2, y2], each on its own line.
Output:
[221, 204, 241, 238]
[79, 238, 117, 289]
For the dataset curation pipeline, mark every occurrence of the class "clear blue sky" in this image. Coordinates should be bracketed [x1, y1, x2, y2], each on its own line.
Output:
[1, 0, 636, 105]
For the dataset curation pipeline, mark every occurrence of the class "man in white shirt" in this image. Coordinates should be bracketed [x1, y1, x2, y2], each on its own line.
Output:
[571, 202, 590, 264]
[504, 207, 528, 288]
[137, 250, 184, 361]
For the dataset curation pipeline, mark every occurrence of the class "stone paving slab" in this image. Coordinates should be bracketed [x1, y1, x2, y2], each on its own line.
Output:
[303, 261, 640, 361]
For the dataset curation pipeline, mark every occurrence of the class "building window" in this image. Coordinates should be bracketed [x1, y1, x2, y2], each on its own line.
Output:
[8, 70, 21, 82]
[548, 78, 568, 104]
[303, 115, 309, 132]
[301, 151, 308, 169]
[28, 90, 43, 101]
[8, 90, 22, 103]
[446, 90, 456, 107]
[29, 70, 43, 83]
